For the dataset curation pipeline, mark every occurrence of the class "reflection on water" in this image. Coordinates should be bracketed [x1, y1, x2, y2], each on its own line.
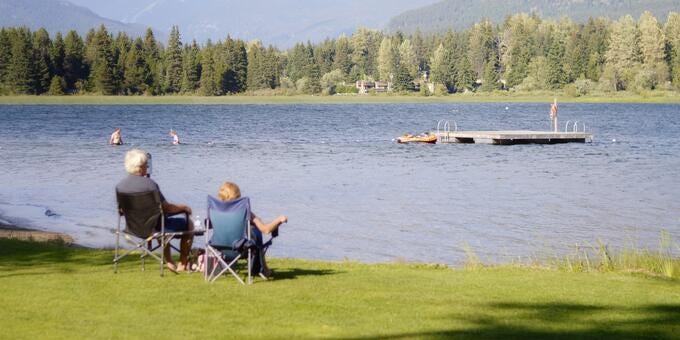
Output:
[0, 103, 678, 264]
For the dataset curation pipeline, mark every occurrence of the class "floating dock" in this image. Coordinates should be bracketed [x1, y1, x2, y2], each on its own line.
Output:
[434, 130, 593, 145]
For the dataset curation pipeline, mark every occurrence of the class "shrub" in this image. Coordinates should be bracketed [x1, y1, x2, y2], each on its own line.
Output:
[48, 76, 66, 95]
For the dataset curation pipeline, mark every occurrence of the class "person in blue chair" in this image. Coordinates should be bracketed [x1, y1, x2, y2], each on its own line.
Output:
[217, 181, 287, 278]
[116, 148, 194, 272]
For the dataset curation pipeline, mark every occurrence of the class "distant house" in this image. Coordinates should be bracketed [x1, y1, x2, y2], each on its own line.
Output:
[356, 80, 392, 94]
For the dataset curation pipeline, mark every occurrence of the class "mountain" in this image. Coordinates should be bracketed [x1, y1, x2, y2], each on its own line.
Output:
[66, 0, 440, 47]
[386, 0, 680, 34]
[0, 0, 148, 37]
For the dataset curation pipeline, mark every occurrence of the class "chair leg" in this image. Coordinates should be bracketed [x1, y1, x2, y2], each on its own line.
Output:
[247, 248, 252, 285]
[160, 234, 165, 277]
[114, 218, 121, 273]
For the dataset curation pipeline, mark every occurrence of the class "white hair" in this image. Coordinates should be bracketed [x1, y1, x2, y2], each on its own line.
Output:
[124, 149, 148, 174]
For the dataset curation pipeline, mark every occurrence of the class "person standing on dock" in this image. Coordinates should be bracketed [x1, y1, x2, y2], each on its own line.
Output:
[550, 99, 558, 132]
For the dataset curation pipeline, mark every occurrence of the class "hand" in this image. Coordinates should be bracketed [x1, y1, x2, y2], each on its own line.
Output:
[185, 206, 192, 215]
[278, 215, 287, 224]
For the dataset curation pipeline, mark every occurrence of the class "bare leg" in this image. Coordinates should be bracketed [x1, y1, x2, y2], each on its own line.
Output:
[177, 234, 193, 270]
[163, 243, 177, 271]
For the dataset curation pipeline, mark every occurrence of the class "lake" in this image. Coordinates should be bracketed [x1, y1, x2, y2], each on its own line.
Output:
[0, 103, 678, 264]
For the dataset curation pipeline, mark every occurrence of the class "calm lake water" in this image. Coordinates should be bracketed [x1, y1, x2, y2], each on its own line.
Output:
[0, 103, 678, 264]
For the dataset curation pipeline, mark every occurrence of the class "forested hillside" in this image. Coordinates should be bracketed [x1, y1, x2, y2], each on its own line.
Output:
[0, 0, 146, 38]
[386, 0, 680, 34]
[66, 0, 439, 47]
[1, 11, 679, 97]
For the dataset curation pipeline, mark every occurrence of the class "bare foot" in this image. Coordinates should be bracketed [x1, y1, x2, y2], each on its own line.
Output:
[166, 262, 178, 273]
[176, 263, 187, 272]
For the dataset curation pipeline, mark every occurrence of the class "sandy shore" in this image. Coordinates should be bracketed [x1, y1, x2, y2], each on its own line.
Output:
[0, 223, 75, 244]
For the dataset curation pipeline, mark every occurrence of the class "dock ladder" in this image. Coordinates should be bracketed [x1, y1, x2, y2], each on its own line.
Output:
[436, 120, 458, 143]
[564, 120, 586, 133]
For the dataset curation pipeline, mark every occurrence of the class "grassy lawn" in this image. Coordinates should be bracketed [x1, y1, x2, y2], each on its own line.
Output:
[1, 239, 678, 339]
[1, 92, 680, 105]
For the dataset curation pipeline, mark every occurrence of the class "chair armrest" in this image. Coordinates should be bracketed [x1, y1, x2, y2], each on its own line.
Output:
[165, 211, 189, 219]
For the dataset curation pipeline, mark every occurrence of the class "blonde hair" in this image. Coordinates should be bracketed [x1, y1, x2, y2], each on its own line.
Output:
[218, 182, 241, 201]
[124, 148, 148, 174]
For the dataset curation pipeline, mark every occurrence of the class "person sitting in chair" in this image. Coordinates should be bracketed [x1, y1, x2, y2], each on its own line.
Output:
[217, 181, 287, 278]
[116, 148, 194, 272]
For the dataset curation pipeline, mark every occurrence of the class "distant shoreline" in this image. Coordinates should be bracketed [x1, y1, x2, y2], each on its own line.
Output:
[1, 93, 680, 105]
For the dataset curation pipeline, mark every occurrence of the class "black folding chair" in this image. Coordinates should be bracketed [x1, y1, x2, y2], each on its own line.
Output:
[113, 190, 192, 276]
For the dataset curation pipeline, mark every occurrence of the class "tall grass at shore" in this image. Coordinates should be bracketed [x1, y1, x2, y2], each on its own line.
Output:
[462, 232, 680, 279]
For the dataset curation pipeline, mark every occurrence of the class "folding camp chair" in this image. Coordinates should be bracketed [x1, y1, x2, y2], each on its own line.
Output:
[113, 190, 193, 276]
[204, 196, 255, 285]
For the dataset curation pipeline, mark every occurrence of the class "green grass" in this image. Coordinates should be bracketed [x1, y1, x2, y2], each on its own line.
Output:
[1, 239, 678, 339]
[1, 90, 680, 105]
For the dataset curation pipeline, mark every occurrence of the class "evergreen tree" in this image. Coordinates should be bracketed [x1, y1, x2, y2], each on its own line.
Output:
[113, 32, 131, 94]
[0, 29, 11, 86]
[7, 28, 36, 94]
[89, 25, 118, 94]
[225, 39, 248, 93]
[546, 34, 567, 89]
[33, 28, 52, 94]
[246, 41, 265, 91]
[285, 43, 309, 82]
[84, 28, 97, 66]
[399, 39, 418, 80]
[429, 43, 453, 91]
[123, 39, 150, 94]
[468, 20, 496, 79]
[583, 18, 610, 81]
[315, 38, 335, 75]
[333, 35, 353, 79]
[63, 30, 86, 92]
[666, 12, 680, 87]
[142, 28, 161, 94]
[480, 59, 500, 91]
[164, 26, 183, 93]
[304, 47, 321, 94]
[377, 37, 395, 81]
[411, 29, 431, 77]
[181, 40, 201, 93]
[563, 27, 586, 83]
[199, 41, 218, 96]
[505, 15, 536, 88]
[637, 11, 668, 88]
[638, 11, 665, 66]
[50, 32, 65, 78]
[48, 75, 65, 95]
[605, 15, 641, 89]
[455, 56, 475, 91]
[351, 28, 381, 79]
[391, 62, 413, 91]
[264, 45, 282, 90]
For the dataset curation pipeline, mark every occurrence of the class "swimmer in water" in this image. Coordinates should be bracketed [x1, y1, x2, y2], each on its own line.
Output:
[109, 128, 122, 145]
[169, 129, 180, 145]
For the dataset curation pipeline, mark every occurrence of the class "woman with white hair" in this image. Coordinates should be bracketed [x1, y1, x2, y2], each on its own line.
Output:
[116, 148, 194, 272]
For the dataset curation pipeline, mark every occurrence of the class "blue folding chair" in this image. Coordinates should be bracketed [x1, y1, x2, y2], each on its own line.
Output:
[204, 196, 255, 284]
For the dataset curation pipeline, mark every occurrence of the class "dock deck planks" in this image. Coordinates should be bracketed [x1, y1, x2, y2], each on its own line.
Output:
[434, 131, 593, 145]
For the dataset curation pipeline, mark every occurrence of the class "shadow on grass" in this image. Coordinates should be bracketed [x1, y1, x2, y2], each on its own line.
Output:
[0, 239, 109, 278]
[340, 302, 680, 340]
[271, 267, 339, 281]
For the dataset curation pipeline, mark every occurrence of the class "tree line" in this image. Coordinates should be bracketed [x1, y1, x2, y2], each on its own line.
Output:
[1, 11, 679, 96]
